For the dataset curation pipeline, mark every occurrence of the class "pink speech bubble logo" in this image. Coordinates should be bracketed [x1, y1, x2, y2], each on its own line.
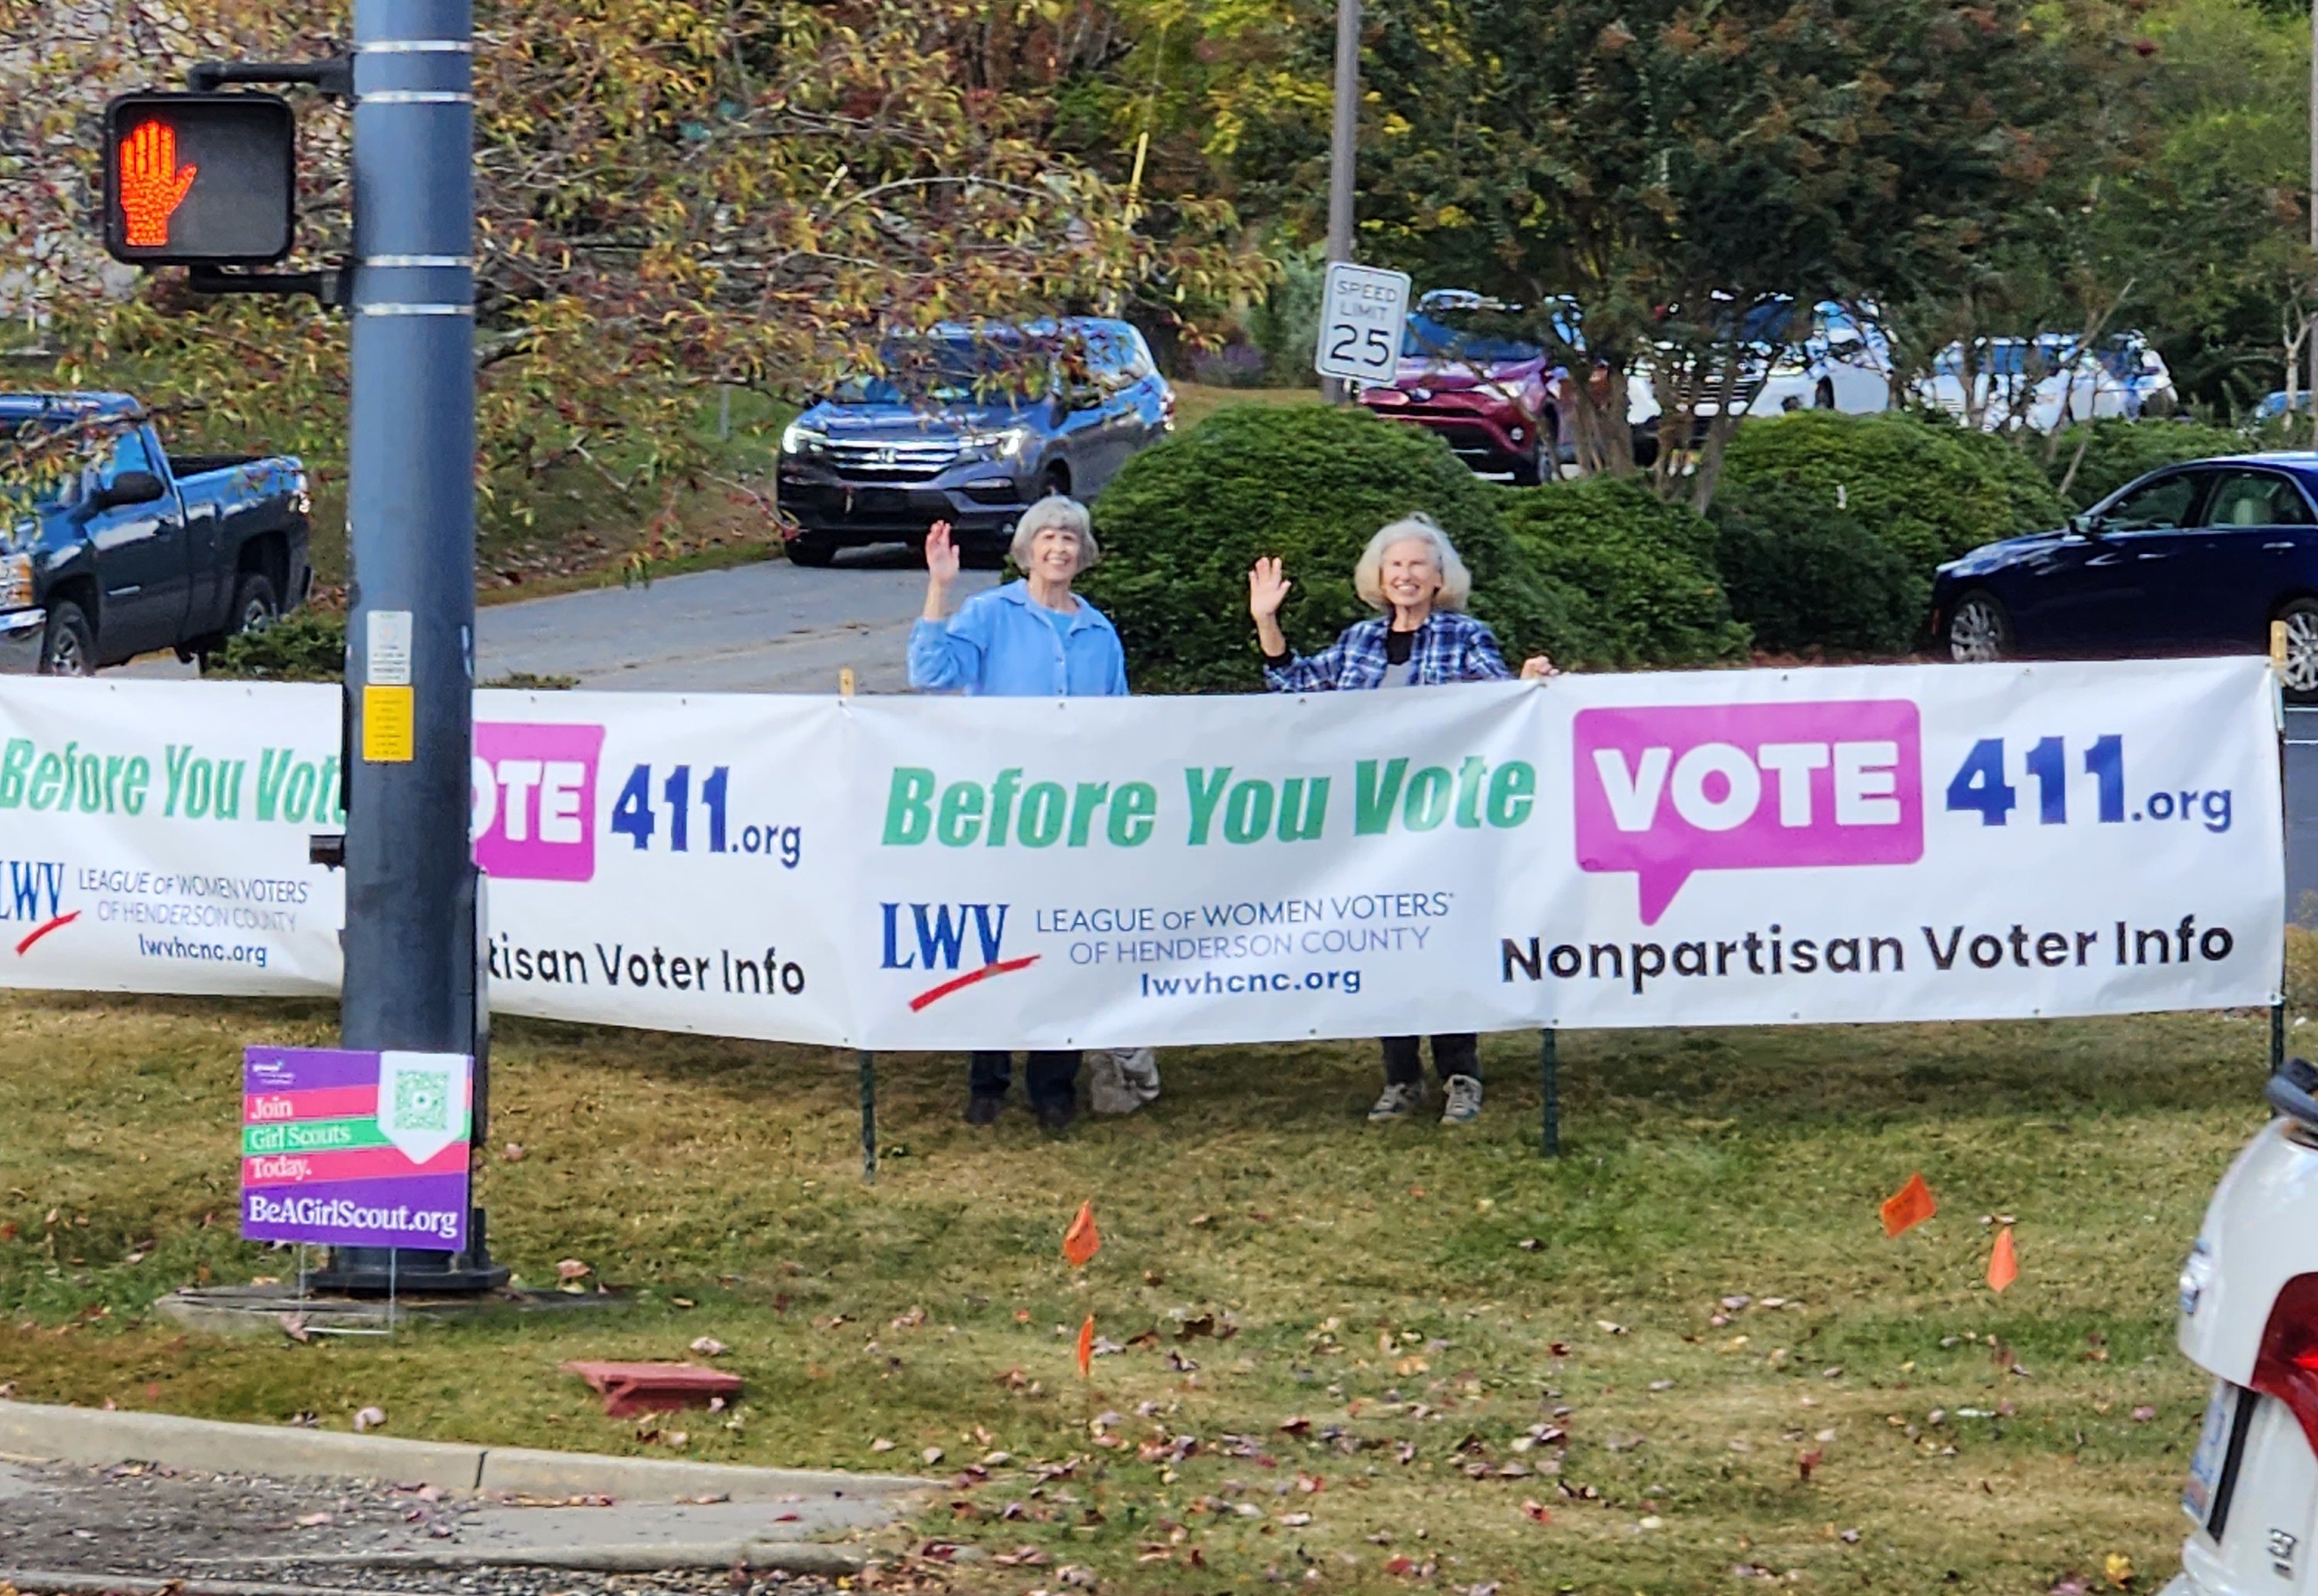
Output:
[471, 722, 606, 883]
[1573, 700, 1923, 924]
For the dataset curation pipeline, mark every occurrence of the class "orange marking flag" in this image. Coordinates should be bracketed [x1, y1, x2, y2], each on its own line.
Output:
[1063, 1200, 1101, 1268]
[1077, 1314, 1095, 1379]
[1988, 1225, 2018, 1293]
[1880, 1173, 1937, 1238]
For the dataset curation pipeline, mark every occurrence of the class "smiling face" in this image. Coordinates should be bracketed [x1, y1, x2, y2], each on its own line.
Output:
[1027, 523, 1084, 585]
[1380, 537, 1444, 614]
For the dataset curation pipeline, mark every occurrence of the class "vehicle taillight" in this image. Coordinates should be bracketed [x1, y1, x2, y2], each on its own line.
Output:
[1161, 388, 1178, 429]
[2250, 1273, 2318, 1455]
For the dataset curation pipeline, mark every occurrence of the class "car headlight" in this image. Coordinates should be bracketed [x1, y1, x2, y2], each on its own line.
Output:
[958, 427, 1031, 462]
[781, 422, 830, 456]
[0, 553, 32, 611]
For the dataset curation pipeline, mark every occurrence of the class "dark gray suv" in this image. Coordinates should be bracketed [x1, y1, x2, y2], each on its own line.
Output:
[775, 317, 1175, 566]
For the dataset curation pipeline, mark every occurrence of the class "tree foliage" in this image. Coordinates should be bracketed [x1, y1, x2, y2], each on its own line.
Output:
[1498, 479, 1750, 666]
[0, 0, 1263, 549]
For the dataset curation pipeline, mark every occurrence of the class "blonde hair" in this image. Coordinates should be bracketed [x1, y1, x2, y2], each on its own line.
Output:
[1009, 494, 1100, 572]
[1352, 514, 1471, 612]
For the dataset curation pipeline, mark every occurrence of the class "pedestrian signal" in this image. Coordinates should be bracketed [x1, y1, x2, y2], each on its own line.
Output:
[102, 92, 295, 265]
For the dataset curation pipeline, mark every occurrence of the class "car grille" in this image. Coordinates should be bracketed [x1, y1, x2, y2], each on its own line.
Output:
[823, 437, 961, 482]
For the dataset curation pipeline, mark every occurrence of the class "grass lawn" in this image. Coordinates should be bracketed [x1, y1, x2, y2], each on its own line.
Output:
[4, 960, 2306, 1596]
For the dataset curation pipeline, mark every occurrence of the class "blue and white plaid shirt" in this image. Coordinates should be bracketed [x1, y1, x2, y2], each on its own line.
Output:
[1263, 611, 1512, 693]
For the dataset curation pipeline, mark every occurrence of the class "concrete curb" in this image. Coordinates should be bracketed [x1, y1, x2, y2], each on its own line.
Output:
[1, 1574, 408, 1596]
[0, 1397, 936, 1507]
[196, 1543, 868, 1574]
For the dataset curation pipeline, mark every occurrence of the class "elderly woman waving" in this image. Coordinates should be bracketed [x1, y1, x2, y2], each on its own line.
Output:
[910, 494, 1127, 1132]
[1250, 512, 1555, 1129]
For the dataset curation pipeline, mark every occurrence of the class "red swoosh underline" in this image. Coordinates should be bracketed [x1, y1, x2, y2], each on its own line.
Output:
[909, 954, 1040, 1012]
[14, 911, 78, 956]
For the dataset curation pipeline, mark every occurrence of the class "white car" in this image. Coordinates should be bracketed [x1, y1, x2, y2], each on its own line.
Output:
[2166, 1056, 2318, 1594]
[1918, 333, 2177, 433]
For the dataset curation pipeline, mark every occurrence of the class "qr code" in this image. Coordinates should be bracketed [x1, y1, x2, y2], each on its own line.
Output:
[394, 1070, 450, 1133]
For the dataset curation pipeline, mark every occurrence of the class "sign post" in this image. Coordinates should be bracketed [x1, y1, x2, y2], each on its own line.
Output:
[1313, 261, 1411, 391]
[309, 0, 500, 1294]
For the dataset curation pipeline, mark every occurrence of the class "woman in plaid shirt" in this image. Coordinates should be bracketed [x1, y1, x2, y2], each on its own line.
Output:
[1250, 513, 1556, 1127]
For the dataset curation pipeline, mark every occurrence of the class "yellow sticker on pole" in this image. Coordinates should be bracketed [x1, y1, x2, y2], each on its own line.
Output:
[362, 684, 414, 763]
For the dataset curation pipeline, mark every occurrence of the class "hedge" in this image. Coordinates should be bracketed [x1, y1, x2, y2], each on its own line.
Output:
[1717, 410, 2069, 573]
[2045, 417, 2243, 511]
[1078, 405, 1588, 693]
[1709, 481, 1922, 656]
[202, 609, 346, 681]
[1498, 477, 1750, 666]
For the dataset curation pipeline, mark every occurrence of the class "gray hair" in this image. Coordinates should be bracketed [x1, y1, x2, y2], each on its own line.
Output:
[1352, 513, 1472, 612]
[1009, 494, 1100, 573]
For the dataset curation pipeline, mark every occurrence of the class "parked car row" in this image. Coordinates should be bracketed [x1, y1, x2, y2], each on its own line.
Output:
[0, 392, 312, 673]
[1356, 289, 2178, 482]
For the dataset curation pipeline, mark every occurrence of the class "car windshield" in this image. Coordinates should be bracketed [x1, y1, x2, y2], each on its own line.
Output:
[1, 413, 115, 509]
[1401, 312, 1540, 365]
[831, 335, 1050, 405]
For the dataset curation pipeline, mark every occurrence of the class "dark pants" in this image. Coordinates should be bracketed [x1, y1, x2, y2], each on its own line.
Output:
[971, 1050, 1082, 1111]
[1381, 1033, 1479, 1086]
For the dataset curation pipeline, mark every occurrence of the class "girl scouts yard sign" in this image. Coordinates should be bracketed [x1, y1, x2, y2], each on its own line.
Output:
[241, 1047, 473, 1250]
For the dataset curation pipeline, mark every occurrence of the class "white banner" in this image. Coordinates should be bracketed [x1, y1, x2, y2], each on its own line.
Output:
[0, 659, 2281, 1046]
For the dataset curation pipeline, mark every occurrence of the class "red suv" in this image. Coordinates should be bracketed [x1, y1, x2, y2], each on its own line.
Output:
[1357, 292, 1558, 484]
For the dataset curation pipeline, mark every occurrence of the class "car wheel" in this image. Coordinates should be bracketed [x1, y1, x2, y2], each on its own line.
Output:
[1814, 376, 1836, 410]
[1508, 432, 1548, 487]
[230, 571, 279, 637]
[2275, 599, 2318, 703]
[1945, 589, 2012, 663]
[785, 535, 837, 568]
[38, 600, 95, 677]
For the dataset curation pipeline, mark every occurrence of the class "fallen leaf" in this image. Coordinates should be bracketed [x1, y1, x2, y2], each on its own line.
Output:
[1281, 1512, 1312, 1527]
[1521, 1499, 1551, 1523]
[352, 1407, 386, 1433]
[2104, 1551, 2135, 1589]
[501, 1143, 526, 1162]
[1797, 1448, 1824, 1481]
[689, 1336, 729, 1357]
[1595, 1320, 1628, 1335]
[670, 1296, 695, 1309]
[295, 1512, 333, 1528]
[557, 1259, 590, 1281]
[871, 1438, 897, 1452]
[2130, 1406, 2157, 1423]
[923, 1447, 945, 1464]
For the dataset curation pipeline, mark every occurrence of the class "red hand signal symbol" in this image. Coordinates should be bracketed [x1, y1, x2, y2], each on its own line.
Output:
[117, 120, 198, 247]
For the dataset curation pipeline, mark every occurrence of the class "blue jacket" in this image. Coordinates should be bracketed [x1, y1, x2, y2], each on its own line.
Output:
[909, 580, 1130, 697]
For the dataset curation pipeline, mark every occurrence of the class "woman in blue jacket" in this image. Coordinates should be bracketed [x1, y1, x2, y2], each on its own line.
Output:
[910, 495, 1127, 1128]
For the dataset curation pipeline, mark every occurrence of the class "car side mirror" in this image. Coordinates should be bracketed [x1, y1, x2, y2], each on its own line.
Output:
[93, 470, 164, 511]
[2067, 512, 2106, 540]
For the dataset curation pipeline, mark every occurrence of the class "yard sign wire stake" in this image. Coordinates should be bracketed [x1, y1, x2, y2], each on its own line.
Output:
[1540, 1028, 1560, 1158]
[858, 1051, 877, 1185]
[2275, 621, 2291, 1083]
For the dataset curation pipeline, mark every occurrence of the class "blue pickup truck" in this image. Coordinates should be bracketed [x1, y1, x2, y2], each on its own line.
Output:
[0, 392, 312, 674]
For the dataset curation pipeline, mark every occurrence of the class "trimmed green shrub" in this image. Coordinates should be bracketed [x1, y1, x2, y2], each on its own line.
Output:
[1079, 405, 1587, 693]
[2045, 417, 2242, 511]
[202, 609, 345, 681]
[1718, 411, 2068, 573]
[1499, 478, 1749, 666]
[1710, 481, 1923, 655]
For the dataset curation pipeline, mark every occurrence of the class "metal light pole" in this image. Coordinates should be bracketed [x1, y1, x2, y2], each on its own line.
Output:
[1319, 0, 1361, 405]
[311, 0, 502, 1293]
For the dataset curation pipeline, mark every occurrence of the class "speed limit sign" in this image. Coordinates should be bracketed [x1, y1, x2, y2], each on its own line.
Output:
[1313, 262, 1412, 386]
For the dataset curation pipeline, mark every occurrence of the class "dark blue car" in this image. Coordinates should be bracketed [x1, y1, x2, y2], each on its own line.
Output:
[775, 317, 1174, 567]
[1933, 453, 2318, 697]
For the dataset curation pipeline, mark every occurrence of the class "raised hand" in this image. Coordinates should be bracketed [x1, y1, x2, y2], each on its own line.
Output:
[118, 120, 198, 248]
[921, 519, 962, 621]
[925, 519, 962, 584]
[1247, 556, 1291, 622]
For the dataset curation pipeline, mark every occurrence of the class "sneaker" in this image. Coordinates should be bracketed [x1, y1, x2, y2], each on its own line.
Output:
[967, 1095, 1005, 1127]
[1038, 1101, 1078, 1133]
[1368, 1081, 1424, 1123]
[1440, 1075, 1484, 1126]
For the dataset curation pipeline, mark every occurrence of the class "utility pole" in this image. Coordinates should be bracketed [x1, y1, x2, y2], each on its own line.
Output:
[2309, 0, 2315, 445]
[314, 0, 502, 1293]
[1320, 0, 1360, 405]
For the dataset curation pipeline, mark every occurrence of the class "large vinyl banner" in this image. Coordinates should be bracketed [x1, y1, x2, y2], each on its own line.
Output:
[0, 658, 2282, 1046]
